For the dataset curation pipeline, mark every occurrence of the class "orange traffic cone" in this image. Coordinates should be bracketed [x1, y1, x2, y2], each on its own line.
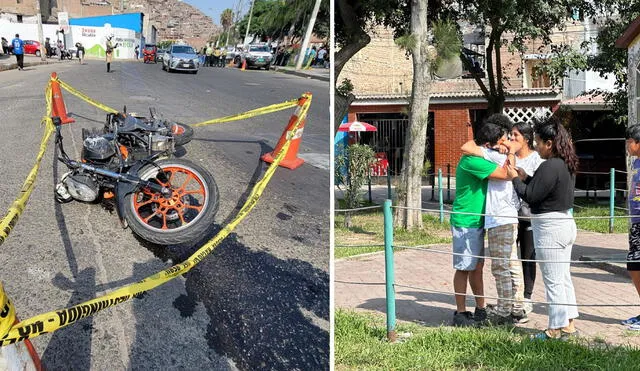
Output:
[261, 93, 311, 170]
[0, 284, 42, 370]
[241, 59, 247, 71]
[50, 72, 75, 124]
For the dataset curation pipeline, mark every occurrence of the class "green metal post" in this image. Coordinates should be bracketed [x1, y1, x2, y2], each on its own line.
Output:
[387, 169, 392, 200]
[610, 168, 615, 233]
[439, 168, 444, 223]
[383, 199, 396, 341]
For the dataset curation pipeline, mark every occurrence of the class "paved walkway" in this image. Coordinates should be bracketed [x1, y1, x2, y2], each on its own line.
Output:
[0, 53, 67, 71]
[336, 229, 640, 347]
[272, 65, 329, 82]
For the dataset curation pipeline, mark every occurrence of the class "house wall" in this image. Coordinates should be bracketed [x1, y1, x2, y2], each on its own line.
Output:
[350, 99, 560, 175]
[339, 26, 413, 95]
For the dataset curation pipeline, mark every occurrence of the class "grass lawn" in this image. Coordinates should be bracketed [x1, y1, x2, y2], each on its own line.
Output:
[335, 200, 451, 259]
[335, 310, 640, 370]
[334, 196, 629, 259]
[573, 198, 629, 234]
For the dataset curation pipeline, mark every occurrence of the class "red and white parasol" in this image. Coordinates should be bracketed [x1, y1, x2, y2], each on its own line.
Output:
[337, 121, 377, 132]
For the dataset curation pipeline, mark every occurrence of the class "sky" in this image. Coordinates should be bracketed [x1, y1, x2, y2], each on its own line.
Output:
[182, 0, 248, 26]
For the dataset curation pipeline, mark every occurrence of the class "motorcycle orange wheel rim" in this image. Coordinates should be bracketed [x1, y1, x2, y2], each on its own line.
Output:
[171, 124, 185, 135]
[133, 167, 206, 230]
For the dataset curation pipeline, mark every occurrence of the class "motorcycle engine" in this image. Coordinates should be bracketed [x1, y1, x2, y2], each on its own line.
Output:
[63, 173, 99, 202]
[82, 135, 116, 163]
[150, 134, 174, 153]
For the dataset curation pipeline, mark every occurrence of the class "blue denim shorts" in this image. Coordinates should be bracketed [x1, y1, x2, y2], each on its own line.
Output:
[451, 226, 485, 271]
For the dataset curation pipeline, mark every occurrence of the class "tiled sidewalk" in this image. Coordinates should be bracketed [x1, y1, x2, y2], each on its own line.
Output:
[336, 231, 640, 347]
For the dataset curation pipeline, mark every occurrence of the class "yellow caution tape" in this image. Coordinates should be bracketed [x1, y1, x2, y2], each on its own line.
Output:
[54, 75, 299, 128]
[0, 95, 312, 346]
[191, 99, 299, 127]
[55, 77, 118, 114]
[0, 283, 16, 339]
[0, 83, 55, 247]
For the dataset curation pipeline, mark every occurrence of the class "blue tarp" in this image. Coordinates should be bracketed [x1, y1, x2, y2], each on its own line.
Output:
[334, 116, 349, 185]
[69, 13, 143, 33]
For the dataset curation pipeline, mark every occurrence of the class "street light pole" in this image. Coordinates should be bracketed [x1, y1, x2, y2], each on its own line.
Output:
[34, 0, 46, 61]
[295, 0, 322, 70]
[244, 0, 255, 45]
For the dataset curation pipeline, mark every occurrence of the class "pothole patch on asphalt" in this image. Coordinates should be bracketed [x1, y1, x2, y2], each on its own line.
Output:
[129, 95, 157, 101]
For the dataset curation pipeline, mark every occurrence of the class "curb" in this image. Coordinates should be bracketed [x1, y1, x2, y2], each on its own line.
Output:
[0, 59, 62, 72]
[579, 254, 628, 277]
[272, 66, 329, 82]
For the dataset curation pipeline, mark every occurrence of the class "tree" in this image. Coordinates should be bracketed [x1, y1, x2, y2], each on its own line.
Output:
[334, 0, 409, 130]
[573, 1, 640, 124]
[235, 0, 329, 43]
[393, 0, 432, 229]
[335, 144, 376, 228]
[221, 8, 235, 46]
[456, 0, 584, 114]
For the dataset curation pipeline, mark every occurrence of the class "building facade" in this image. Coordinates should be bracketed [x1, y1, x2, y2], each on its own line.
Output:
[340, 20, 617, 178]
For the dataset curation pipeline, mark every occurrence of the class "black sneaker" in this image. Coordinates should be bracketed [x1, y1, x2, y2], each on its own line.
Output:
[452, 311, 475, 327]
[474, 307, 487, 322]
[487, 313, 515, 326]
[512, 310, 529, 324]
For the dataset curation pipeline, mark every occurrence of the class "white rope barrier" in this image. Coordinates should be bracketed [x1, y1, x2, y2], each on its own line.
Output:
[334, 205, 383, 213]
[335, 244, 385, 248]
[393, 205, 635, 220]
[394, 245, 632, 265]
[393, 284, 640, 307]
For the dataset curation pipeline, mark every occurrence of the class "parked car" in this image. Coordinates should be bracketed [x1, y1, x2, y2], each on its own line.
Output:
[574, 138, 627, 191]
[161, 44, 200, 73]
[224, 46, 237, 63]
[23, 40, 42, 56]
[156, 48, 168, 62]
[234, 44, 273, 70]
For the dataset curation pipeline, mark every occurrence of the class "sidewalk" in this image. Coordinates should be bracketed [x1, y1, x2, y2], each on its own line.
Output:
[271, 65, 329, 82]
[336, 226, 640, 347]
[0, 53, 65, 71]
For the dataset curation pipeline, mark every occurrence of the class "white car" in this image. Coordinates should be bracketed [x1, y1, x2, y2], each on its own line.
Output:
[234, 44, 274, 70]
[162, 45, 200, 74]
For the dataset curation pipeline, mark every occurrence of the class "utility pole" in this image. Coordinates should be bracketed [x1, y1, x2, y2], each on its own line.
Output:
[232, 0, 243, 46]
[244, 0, 255, 46]
[295, 0, 321, 70]
[34, 0, 46, 61]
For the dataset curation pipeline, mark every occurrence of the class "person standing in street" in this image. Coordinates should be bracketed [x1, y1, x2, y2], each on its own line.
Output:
[510, 122, 545, 314]
[1, 37, 9, 55]
[509, 117, 579, 340]
[205, 43, 213, 67]
[134, 45, 139, 60]
[11, 34, 24, 70]
[460, 114, 529, 325]
[316, 45, 327, 67]
[450, 121, 515, 327]
[105, 36, 117, 72]
[75, 42, 85, 64]
[622, 125, 640, 330]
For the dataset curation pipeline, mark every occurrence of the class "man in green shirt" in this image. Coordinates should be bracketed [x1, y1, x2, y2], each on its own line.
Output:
[451, 122, 514, 327]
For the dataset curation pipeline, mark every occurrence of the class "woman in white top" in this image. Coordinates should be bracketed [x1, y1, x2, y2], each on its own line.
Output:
[510, 122, 544, 314]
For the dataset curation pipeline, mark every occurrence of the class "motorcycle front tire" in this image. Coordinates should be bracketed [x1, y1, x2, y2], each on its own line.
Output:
[122, 158, 219, 245]
[171, 122, 194, 146]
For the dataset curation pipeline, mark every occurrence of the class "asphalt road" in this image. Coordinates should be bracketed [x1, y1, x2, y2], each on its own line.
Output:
[0, 60, 329, 370]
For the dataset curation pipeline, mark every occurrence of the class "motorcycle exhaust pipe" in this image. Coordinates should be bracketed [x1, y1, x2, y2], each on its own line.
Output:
[67, 160, 171, 197]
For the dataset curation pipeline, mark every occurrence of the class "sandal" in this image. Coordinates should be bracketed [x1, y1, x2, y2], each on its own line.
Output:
[560, 329, 579, 340]
[530, 329, 561, 340]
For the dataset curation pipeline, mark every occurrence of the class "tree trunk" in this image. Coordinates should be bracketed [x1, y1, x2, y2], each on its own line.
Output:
[335, 92, 355, 132]
[394, 0, 431, 229]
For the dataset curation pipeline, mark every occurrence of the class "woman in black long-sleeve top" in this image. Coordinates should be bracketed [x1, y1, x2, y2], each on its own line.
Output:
[508, 117, 579, 340]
